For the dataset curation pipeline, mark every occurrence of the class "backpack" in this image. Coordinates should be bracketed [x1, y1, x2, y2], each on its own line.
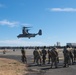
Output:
[50, 50, 58, 57]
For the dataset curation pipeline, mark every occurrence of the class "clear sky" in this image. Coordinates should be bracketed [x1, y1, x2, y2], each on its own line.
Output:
[0, 0, 76, 46]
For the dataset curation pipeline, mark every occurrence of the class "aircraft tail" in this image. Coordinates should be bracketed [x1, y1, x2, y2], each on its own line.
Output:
[38, 29, 42, 35]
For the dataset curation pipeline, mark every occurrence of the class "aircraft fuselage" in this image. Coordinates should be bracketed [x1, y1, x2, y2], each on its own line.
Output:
[17, 33, 36, 39]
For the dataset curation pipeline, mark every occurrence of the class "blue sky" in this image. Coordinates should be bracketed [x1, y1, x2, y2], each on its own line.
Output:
[0, 0, 76, 46]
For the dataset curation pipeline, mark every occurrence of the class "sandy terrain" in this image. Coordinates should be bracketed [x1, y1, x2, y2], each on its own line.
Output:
[0, 58, 27, 75]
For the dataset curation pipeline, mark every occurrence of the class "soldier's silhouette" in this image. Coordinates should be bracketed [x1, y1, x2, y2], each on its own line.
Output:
[63, 46, 70, 67]
[47, 47, 51, 64]
[50, 47, 58, 68]
[21, 47, 27, 63]
[42, 46, 47, 64]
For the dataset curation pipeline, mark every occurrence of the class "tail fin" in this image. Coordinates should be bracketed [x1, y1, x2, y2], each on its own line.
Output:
[38, 29, 42, 35]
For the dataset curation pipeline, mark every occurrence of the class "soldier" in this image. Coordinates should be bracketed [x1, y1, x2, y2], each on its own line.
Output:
[47, 47, 51, 64]
[73, 48, 76, 62]
[3, 49, 6, 54]
[37, 47, 42, 65]
[50, 47, 58, 68]
[33, 47, 42, 65]
[21, 47, 27, 63]
[42, 46, 47, 64]
[63, 46, 70, 67]
[33, 47, 37, 63]
[69, 48, 74, 65]
[56, 48, 59, 63]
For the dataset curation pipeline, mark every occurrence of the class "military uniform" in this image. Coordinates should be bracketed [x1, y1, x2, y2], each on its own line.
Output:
[63, 47, 70, 67]
[42, 47, 47, 64]
[21, 47, 27, 63]
[33, 49, 38, 63]
[69, 49, 74, 65]
[50, 47, 58, 68]
[33, 47, 42, 65]
[47, 49, 51, 64]
[73, 48, 76, 62]
[37, 50, 42, 64]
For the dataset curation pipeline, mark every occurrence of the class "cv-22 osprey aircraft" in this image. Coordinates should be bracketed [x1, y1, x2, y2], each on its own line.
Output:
[17, 27, 42, 39]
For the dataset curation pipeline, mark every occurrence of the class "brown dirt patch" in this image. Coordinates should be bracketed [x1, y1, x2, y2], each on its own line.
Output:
[0, 58, 27, 75]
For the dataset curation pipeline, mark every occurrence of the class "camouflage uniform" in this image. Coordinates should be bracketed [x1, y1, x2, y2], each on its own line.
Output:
[42, 46, 47, 64]
[50, 47, 58, 68]
[33, 47, 42, 65]
[37, 49, 42, 64]
[47, 48, 51, 64]
[63, 47, 70, 67]
[73, 48, 76, 62]
[21, 47, 27, 63]
[69, 49, 74, 65]
[33, 48, 38, 63]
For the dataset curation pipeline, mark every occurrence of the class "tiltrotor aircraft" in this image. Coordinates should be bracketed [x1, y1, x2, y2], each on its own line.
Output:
[17, 27, 42, 39]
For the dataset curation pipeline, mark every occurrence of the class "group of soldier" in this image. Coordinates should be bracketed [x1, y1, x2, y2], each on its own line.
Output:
[63, 46, 76, 67]
[33, 46, 76, 68]
[33, 46, 59, 68]
[20, 46, 76, 68]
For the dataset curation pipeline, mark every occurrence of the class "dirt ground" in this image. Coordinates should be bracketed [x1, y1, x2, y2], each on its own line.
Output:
[0, 58, 28, 75]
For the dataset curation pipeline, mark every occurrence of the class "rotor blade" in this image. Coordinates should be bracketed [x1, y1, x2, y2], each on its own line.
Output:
[23, 26, 32, 28]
